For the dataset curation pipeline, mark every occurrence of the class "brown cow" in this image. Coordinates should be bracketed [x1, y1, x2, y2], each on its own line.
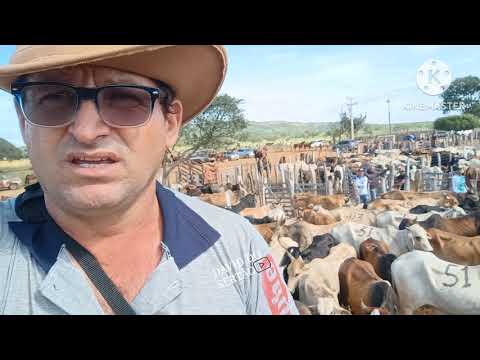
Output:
[198, 190, 240, 207]
[381, 190, 459, 207]
[464, 167, 480, 193]
[400, 212, 480, 237]
[359, 238, 397, 283]
[370, 195, 458, 212]
[301, 205, 337, 225]
[369, 199, 410, 212]
[240, 205, 271, 218]
[254, 223, 278, 244]
[338, 258, 398, 315]
[413, 304, 446, 315]
[381, 190, 456, 201]
[294, 194, 348, 210]
[426, 228, 480, 266]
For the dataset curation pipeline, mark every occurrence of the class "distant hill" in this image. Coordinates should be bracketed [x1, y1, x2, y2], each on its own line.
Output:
[0, 137, 25, 160]
[237, 121, 433, 145]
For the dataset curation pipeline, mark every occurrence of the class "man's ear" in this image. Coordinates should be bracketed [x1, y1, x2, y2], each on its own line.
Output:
[165, 100, 183, 148]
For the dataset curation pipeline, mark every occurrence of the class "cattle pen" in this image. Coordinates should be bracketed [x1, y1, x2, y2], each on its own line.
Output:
[157, 128, 480, 212]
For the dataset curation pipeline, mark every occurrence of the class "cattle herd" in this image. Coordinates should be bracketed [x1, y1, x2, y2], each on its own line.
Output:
[192, 182, 480, 315]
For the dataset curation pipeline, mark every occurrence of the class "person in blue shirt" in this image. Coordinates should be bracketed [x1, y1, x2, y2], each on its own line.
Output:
[452, 168, 467, 194]
[354, 168, 370, 209]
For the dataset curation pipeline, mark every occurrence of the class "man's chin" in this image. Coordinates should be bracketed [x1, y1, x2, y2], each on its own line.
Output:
[60, 182, 129, 211]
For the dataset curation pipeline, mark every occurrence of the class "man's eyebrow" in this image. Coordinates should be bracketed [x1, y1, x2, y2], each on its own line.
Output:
[101, 75, 152, 85]
[25, 71, 74, 82]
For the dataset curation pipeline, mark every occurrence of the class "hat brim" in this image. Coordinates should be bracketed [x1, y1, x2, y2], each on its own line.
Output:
[0, 45, 227, 125]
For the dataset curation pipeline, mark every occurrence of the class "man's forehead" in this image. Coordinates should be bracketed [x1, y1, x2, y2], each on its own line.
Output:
[25, 65, 151, 83]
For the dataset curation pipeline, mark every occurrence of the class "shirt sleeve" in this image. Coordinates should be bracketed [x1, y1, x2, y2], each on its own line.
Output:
[243, 224, 299, 315]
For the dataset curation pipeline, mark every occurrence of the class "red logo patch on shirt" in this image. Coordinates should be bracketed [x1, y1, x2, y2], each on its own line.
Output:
[260, 254, 292, 315]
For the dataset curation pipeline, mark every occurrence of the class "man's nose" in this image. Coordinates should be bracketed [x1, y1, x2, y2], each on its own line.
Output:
[67, 100, 111, 144]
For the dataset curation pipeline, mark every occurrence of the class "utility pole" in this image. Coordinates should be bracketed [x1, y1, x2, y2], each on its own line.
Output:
[346, 97, 358, 140]
[386, 99, 392, 135]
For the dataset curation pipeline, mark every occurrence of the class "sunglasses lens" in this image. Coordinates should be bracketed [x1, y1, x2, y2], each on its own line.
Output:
[21, 84, 77, 127]
[98, 86, 152, 127]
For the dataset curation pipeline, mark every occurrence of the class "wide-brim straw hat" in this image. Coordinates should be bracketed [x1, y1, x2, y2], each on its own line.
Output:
[0, 45, 228, 125]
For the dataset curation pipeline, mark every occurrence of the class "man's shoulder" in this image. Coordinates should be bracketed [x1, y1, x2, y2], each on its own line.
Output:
[0, 197, 18, 219]
[172, 191, 269, 258]
[172, 190, 253, 231]
[0, 196, 21, 250]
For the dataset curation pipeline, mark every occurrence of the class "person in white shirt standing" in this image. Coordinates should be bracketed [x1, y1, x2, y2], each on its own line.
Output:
[354, 168, 369, 209]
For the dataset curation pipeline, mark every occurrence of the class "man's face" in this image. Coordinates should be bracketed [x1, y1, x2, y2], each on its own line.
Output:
[16, 65, 183, 214]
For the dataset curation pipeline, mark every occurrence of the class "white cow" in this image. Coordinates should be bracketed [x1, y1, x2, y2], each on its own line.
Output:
[330, 223, 433, 256]
[284, 243, 356, 315]
[392, 250, 480, 315]
[333, 164, 344, 194]
[376, 211, 411, 229]
[375, 208, 467, 229]
[269, 236, 299, 270]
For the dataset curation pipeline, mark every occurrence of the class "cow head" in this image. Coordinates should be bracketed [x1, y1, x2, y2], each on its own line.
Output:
[284, 251, 306, 294]
[378, 254, 397, 283]
[405, 224, 434, 252]
[442, 193, 459, 208]
[365, 281, 399, 315]
[399, 217, 416, 230]
[425, 229, 442, 251]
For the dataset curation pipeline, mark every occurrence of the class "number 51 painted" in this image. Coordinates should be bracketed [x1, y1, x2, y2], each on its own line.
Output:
[442, 264, 472, 288]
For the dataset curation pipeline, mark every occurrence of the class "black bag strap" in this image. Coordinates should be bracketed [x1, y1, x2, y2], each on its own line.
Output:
[63, 233, 136, 315]
[15, 182, 136, 315]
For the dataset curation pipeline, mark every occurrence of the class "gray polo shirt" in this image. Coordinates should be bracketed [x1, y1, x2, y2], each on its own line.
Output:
[0, 182, 298, 315]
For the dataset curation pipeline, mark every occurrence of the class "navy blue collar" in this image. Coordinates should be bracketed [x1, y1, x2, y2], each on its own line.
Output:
[8, 182, 220, 273]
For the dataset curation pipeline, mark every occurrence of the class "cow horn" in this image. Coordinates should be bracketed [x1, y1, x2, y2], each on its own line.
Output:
[284, 248, 296, 261]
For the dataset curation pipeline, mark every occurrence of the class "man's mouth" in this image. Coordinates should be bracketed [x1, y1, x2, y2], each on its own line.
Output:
[67, 152, 120, 168]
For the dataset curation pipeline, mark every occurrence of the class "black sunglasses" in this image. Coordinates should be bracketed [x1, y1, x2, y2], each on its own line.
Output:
[11, 81, 172, 128]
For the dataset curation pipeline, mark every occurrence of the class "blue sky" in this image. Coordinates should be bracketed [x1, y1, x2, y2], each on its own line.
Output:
[1, 45, 480, 146]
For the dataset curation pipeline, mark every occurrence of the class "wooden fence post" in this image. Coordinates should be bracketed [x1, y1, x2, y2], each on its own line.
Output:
[280, 164, 286, 190]
[390, 162, 395, 191]
[311, 166, 317, 195]
[405, 158, 411, 191]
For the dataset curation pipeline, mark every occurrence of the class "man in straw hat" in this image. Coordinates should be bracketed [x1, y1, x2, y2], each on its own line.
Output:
[0, 46, 298, 315]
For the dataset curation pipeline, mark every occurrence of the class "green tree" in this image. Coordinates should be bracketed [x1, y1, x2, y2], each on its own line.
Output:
[0, 138, 24, 160]
[441, 76, 480, 114]
[325, 123, 344, 144]
[433, 114, 480, 131]
[467, 103, 480, 117]
[163, 94, 248, 181]
[338, 112, 367, 139]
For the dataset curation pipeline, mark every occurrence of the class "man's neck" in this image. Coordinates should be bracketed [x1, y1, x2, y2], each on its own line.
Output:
[44, 182, 163, 265]
[44, 182, 164, 303]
